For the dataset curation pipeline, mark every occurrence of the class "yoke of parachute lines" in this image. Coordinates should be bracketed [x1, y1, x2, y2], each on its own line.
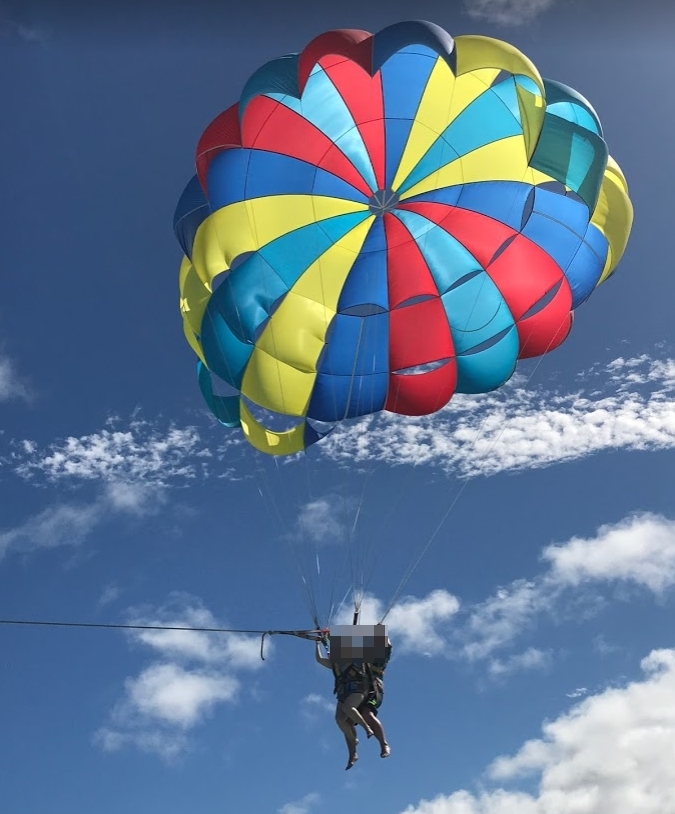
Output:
[260, 628, 329, 660]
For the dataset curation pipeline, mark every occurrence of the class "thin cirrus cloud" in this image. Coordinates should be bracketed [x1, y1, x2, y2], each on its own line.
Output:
[7, 353, 675, 485]
[278, 793, 321, 814]
[0, 481, 166, 560]
[399, 648, 675, 813]
[463, 0, 556, 25]
[0, 354, 31, 403]
[13, 419, 208, 484]
[94, 595, 266, 761]
[319, 354, 675, 478]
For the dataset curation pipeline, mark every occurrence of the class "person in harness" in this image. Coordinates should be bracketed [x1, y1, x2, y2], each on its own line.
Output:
[358, 638, 392, 759]
[314, 626, 392, 768]
[315, 639, 373, 769]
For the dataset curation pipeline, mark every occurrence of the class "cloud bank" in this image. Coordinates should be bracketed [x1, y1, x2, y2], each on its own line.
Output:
[401, 648, 675, 813]
[94, 595, 265, 761]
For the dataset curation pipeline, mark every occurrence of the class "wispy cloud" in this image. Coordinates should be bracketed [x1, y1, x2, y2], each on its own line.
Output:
[401, 649, 675, 813]
[0, 502, 102, 559]
[0, 478, 169, 561]
[0, 354, 31, 403]
[94, 595, 265, 761]
[279, 792, 320, 814]
[0, 3, 47, 44]
[9, 353, 675, 488]
[336, 513, 675, 676]
[457, 513, 675, 667]
[98, 583, 121, 607]
[301, 692, 334, 723]
[463, 0, 555, 25]
[487, 647, 552, 679]
[296, 496, 353, 545]
[15, 419, 208, 485]
[320, 354, 675, 478]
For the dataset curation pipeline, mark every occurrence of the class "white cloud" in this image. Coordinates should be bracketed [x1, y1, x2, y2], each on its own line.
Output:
[0, 479, 171, 561]
[488, 647, 552, 678]
[319, 355, 675, 478]
[336, 589, 460, 656]
[463, 0, 555, 25]
[15, 419, 207, 485]
[127, 600, 265, 669]
[122, 663, 238, 728]
[297, 496, 351, 545]
[103, 481, 166, 516]
[457, 514, 675, 664]
[279, 792, 320, 814]
[385, 590, 461, 656]
[95, 596, 266, 761]
[461, 580, 546, 663]
[401, 649, 675, 814]
[98, 583, 121, 607]
[93, 727, 188, 763]
[543, 514, 675, 595]
[317, 513, 675, 676]
[9, 354, 675, 491]
[0, 502, 102, 558]
[301, 693, 334, 720]
[0, 354, 31, 402]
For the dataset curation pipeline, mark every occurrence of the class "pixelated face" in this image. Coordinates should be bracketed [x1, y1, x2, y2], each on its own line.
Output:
[328, 624, 388, 662]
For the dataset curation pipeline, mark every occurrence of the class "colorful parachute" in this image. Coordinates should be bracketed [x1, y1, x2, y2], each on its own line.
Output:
[174, 21, 633, 456]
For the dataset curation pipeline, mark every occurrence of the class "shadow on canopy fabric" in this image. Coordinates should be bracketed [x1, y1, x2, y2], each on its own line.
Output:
[174, 20, 633, 456]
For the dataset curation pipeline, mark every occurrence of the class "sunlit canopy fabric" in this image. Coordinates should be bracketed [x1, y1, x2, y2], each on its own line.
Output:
[174, 20, 633, 456]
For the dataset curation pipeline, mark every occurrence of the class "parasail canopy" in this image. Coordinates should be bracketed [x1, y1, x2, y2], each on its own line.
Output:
[174, 20, 633, 456]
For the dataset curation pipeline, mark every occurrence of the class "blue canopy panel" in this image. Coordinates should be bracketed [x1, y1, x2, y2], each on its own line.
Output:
[337, 217, 389, 312]
[543, 79, 603, 137]
[398, 81, 522, 196]
[197, 361, 241, 427]
[530, 113, 608, 212]
[439, 262, 518, 393]
[319, 312, 389, 376]
[453, 324, 519, 394]
[454, 181, 534, 233]
[307, 372, 389, 422]
[519, 186, 606, 308]
[200, 299, 253, 390]
[379, 45, 442, 189]
[213, 252, 289, 345]
[371, 20, 455, 75]
[173, 175, 210, 260]
[310, 311, 389, 421]
[258, 211, 371, 289]
[394, 208, 483, 294]
[267, 63, 378, 193]
[238, 53, 301, 121]
[565, 230, 608, 308]
[206, 149, 370, 209]
[402, 184, 463, 209]
[303, 418, 335, 449]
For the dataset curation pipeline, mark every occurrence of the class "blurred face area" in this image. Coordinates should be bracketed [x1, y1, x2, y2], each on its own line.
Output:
[328, 625, 388, 662]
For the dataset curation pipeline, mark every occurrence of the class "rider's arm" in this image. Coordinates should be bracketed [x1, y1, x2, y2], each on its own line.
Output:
[315, 640, 331, 668]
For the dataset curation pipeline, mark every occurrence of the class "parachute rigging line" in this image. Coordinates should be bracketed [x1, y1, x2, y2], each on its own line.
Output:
[0, 618, 328, 661]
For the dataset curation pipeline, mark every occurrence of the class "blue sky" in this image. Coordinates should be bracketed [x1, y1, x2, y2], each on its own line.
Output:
[2, 0, 675, 812]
